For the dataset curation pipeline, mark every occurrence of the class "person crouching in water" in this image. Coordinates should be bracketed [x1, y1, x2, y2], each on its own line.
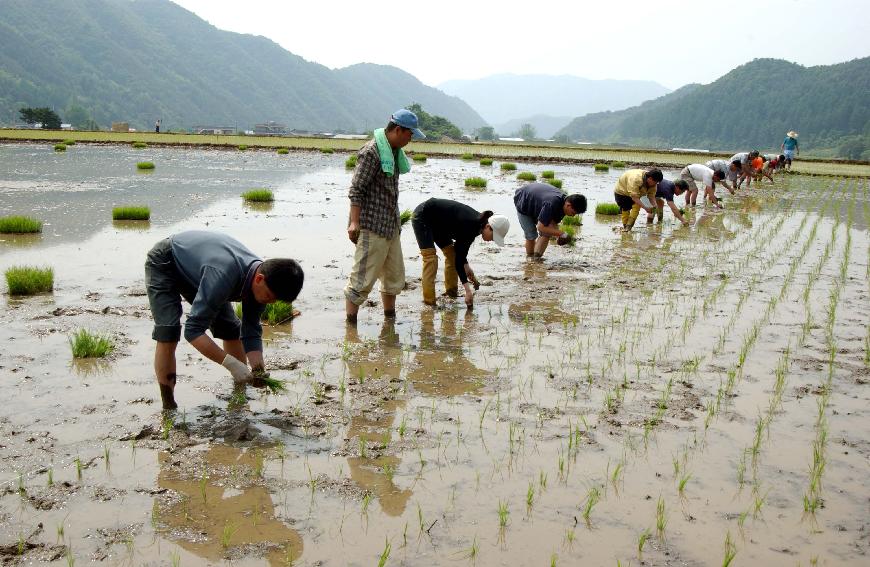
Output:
[614, 168, 663, 232]
[411, 198, 510, 308]
[647, 178, 691, 226]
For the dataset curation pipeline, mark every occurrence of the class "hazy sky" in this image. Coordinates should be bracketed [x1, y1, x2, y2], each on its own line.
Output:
[172, 0, 869, 90]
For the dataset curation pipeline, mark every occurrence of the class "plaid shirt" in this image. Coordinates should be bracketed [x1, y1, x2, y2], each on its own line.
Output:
[349, 139, 401, 239]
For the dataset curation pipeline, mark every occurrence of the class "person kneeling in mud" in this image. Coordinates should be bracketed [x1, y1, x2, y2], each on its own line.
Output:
[411, 198, 509, 308]
[613, 168, 663, 232]
[145, 230, 304, 409]
[647, 178, 690, 226]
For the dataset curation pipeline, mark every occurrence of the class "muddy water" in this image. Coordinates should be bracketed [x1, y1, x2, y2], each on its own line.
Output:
[1, 143, 868, 566]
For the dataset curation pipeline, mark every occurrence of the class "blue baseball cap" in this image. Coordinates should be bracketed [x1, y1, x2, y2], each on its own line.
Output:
[390, 109, 425, 140]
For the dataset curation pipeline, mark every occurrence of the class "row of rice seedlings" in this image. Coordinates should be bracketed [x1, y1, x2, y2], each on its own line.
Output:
[5, 266, 53, 295]
[464, 177, 487, 188]
[517, 172, 536, 181]
[276, 147, 289, 154]
[69, 329, 114, 358]
[241, 189, 274, 202]
[0, 216, 42, 233]
[611, 161, 626, 168]
[321, 147, 334, 154]
[112, 206, 150, 220]
[595, 203, 620, 216]
[136, 161, 155, 170]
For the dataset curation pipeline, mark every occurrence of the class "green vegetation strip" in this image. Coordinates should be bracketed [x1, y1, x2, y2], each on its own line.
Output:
[112, 206, 150, 221]
[0, 216, 42, 233]
[3, 130, 866, 177]
[5, 266, 54, 295]
[412, 154, 427, 162]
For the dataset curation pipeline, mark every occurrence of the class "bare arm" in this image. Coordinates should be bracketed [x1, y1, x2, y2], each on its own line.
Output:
[536, 220, 565, 238]
[668, 200, 689, 225]
[189, 334, 229, 365]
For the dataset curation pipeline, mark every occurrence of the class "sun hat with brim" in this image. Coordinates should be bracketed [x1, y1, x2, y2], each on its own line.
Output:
[488, 215, 510, 246]
[391, 109, 426, 140]
[787, 131, 798, 138]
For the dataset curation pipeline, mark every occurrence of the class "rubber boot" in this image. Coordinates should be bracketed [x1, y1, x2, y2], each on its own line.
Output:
[441, 244, 459, 298]
[620, 209, 631, 229]
[421, 248, 437, 305]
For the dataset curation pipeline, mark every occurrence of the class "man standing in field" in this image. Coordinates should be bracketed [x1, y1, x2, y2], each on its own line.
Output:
[345, 109, 424, 324]
[145, 230, 304, 410]
[781, 131, 799, 170]
[681, 164, 726, 208]
[513, 182, 587, 258]
[612, 168, 663, 232]
[647, 178, 691, 226]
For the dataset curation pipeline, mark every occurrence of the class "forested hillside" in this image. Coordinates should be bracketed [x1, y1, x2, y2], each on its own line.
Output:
[0, 0, 486, 132]
[557, 58, 870, 157]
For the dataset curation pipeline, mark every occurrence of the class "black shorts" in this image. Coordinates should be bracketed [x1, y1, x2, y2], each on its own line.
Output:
[614, 193, 634, 211]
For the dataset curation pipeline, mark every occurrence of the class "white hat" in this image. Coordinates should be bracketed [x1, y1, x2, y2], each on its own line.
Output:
[787, 131, 798, 138]
[488, 215, 510, 246]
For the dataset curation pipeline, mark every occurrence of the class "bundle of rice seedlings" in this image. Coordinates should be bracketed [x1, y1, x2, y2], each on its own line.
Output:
[253, 371, 287, 394]
[611, 161, 626, 168]
[112, 206, 150, 221]
[596, 203, 621, 215]
[465, 177, 487, 188]
[131, 141, 147, 149]
[517, 172, 536, 181]
[541, 170, 555, 179]
[276, 148, 289, 154]
[500, 162, 517, 171]
[69, 329, 114, 358]
[321, 147, 334, 154]
[62, 139, 76, 146]
[137, 161, 155, 170]
[593, 163, 609, 172]
[461, 153, 474, 160]
[479, 158, 493, 166]
[561, 215, 582, 226]
[5, 266, 54, 295]
[261, 299, 295, 325]
[558, 223, 577, 246]
[545, 179, 563, 189]
[0, 216, 42, 234]
[54, 144, 67, 152]
[237, 145, 248, 151]
[412, 154, 427, 162]
[241, 189, 274, 202]
[400, 210, 413, 225]
[345, 155, 358, 168]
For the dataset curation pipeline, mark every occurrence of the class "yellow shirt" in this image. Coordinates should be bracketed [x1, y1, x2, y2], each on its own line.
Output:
[614, 169, 646, 198]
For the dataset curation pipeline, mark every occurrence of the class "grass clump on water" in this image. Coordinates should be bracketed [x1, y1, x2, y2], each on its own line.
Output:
[412, 154, 427, 162]
[276, 148, 289, 155]
[5, 266, 54, 295]
[242, 189, 274, 202]
[461, 153, 474, 160]
[611, 161, 626, 168]
[596, 203, 621, 215]
[69, 329, 114, 358]
[0, 216, 42, 234]
[500, 162, 517, 171]
[594, 163, 610, 172]
[131, 141, 147, 149]
[479, 158, 493, 166]
[345, 155, 358, 168]
[62, 139, 76, 146]
[112, 206, 150, 221]
[517, 172, 536, 181]
[54, 143, 66, 152]
[137, 161, 155, 170]
[321, 147, 334, 154]
[400, 209, 413, 225]
[545, 179, 563, 189]
[465, 177, 487, 188]
[541, 170, 555, 179]
[261, 300, 296, 325]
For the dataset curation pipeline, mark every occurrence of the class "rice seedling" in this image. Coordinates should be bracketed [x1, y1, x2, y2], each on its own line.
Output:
[541, 170, 555, 179]
[595, 203, 621, 215]
[637, 529, 651, 554]
[66, 545, 75, 567]
[253, 449, 264, 478]
[550, 553, 557, 567]
[561, 215, 582, 226]
[136, 161, 155, 170]
[0, 216, 42, 233]
[112, 206, 150, 221]
[582, 486, 600, 524]
[54, 143, 67, 152]
[497, 500, 509, 527]
[479, 158, 493, 166]
[465, 177, 487, 188]
[378, 537, 391, 567]
[241, 189, 274, 202]
[131, 141, 147, 148]
[62, 139, 76, 145]
[526, 482, 535, 512]
[655, 496, 667, 538]
[253, 371, 288, 394]
[103, 443, 111, 469]
[261, 299, 295, 324]
[47, 466, 53, 487]
[611, 161, 626, 168]
[722, 531, 737, 566]
[237, 144, 248, 151]
[678, 472, 691, 496]
[220, 520, 237, 548]
[170, 549, 180, 567]
[74, 456, 82, 480]
[69, 329, 114, 358]
[460, 152, 474, 160]
[500, 162, 517, 171]
[517, 172, 536, 181]
[544, 178, 563, 189]
[321, 147, 334, 154]
[276, 147, 289, 154]
[400, 209, 413, 225]
[345, 155, 358, 168]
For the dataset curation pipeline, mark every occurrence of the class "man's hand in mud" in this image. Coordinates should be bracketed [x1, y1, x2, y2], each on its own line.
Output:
[250, 368, 270, 389]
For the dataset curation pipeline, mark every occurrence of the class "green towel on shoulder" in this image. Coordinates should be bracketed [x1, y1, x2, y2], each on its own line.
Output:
[373, 128, 410, 177]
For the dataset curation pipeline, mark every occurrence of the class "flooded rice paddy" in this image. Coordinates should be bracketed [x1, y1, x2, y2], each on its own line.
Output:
[0, 143, 868, 566]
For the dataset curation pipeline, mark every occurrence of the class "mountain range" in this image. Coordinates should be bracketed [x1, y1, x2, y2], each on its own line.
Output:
[555, 58, 870, 156]
[0, 0, 486, 132]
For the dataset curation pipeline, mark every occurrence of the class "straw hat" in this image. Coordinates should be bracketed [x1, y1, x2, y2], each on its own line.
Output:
[787, 131, 798, 138]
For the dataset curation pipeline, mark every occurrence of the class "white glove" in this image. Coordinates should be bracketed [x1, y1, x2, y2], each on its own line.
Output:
[222, 354, 253, 384]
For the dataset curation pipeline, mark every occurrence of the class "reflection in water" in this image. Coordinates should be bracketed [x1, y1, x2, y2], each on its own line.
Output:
[155, 445, 302, 565]
[410, 309, 488, 397]
[70, 358, 113, 377]
[0, 232, 43, 247]
[111, 219, 151, 232]
[523, 260, 548, 281]
[243, 201, 275, 213]
[695, 211, 736, 241]
[508, 300, 578, 326]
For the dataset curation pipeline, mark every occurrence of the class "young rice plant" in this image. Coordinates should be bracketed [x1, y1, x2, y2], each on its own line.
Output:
[5, 266, 54, 295]
[69, 329, 114, 358]
[0, 216, 42, 233]
[112, 206, 150, 221]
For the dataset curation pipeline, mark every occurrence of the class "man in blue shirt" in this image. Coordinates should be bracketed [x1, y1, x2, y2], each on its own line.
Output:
[145, 231, 304, 409]
[513, 183, 587, 259]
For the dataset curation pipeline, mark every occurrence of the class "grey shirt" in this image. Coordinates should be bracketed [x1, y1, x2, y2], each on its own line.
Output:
[170, 231, 265, 352]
